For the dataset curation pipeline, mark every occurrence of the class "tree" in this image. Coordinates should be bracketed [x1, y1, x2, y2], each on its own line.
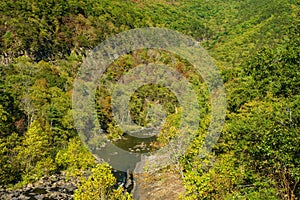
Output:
[223, 97, 300, 199]
[55, 137, 95, 176]
[15, 120, 56, 183]
[0, 133, 20, 185]
[74, 163, 132, 200]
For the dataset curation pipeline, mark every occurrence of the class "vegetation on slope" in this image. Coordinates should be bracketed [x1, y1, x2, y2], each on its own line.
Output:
[0, 0, 299, 199]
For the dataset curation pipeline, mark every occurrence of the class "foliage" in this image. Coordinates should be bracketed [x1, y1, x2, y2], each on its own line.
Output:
[222, 97, 300, 199]
[0, 133, 20, 185]
[14, 120, 56, 184]
[74, 163, 132, 200]
[55, 137, 96, 177]
[0, 0, 299, 199]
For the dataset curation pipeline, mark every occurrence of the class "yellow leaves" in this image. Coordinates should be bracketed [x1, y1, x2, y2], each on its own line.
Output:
[55, 137, 95, 177]
[183, 152, 246, 199]
[74, 163, 131, 200]
[0, 105, 8, 121]
[107, 123, 123, 140]
[11, 120, 56, 183]
[157, 111, 181, 146]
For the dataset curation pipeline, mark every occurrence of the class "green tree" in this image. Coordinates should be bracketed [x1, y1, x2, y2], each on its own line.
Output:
[55, 137, 95, 177]
[74, 163, 132, 200]
[0, 133, 20, 185]
[15, 120, 56, 183]
[223, 97, 300, 199]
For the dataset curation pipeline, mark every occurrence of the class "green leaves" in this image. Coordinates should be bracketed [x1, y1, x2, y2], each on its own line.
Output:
[223, 96, 300, 198]
[14, 120, 56, 183]
[0, 1, 299, 199]
[0, 133, 20, 185]
[55, 137, 95, 177]
[243, 24, 300, 98]
[183, 153, 246, 199]
[74, 163, 132, 200]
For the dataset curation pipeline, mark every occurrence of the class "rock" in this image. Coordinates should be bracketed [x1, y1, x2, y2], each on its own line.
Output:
[0, 173, 78, 200]
[19, 194, 30, 200]
[34, 194, 44, 200]
[133, 157, 186, 200]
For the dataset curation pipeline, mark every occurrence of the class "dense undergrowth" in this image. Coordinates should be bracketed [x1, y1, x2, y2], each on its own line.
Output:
[0, 0, 299, 199]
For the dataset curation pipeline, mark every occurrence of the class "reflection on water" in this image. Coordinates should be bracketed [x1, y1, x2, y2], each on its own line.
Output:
[109, 133, 157, 194]
[92, 132, 157, 172]
[113, 133, 157, 153]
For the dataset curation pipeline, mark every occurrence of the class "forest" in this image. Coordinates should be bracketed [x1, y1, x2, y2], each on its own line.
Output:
[0, 0, 299, 199]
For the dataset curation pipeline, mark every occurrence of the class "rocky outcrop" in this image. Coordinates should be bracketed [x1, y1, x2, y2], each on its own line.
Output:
[131, 150, 186, 199]
[132, 168, 185, 200]
[0, 173, 77, 200]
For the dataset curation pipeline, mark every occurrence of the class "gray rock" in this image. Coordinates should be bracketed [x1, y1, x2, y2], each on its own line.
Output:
[19, 194, 30, 200]
[0, 173, 78, 200]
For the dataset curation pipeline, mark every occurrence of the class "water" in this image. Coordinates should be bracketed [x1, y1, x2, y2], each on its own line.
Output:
[109, 133, 157, 193]
[113, 132, 157, 153]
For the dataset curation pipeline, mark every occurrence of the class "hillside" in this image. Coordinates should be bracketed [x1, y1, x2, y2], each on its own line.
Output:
[0, 0, 299, 199]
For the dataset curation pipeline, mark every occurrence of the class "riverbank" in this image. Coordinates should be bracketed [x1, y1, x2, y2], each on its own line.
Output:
[0, 173, 77, 200]
[133, 167, 185, 200]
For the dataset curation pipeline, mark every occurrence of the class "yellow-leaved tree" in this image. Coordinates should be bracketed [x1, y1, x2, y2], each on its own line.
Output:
[74, 163, 132, 200]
